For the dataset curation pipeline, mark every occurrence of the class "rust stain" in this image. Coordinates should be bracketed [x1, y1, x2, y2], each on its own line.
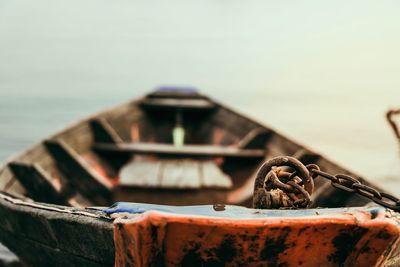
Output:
[113, 210, 400, 266]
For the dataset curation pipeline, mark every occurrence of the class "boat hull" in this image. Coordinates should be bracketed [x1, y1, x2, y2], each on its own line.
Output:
[0, 194, 114, 267]
[1, 194, 400, 267]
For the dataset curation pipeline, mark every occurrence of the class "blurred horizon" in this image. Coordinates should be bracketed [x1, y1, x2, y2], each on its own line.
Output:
[1, 0, 400, 193]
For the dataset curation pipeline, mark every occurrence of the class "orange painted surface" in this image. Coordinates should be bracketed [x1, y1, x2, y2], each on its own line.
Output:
[113, 208, 400, 267]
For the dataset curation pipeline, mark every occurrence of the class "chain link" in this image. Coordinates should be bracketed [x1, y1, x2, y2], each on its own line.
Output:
[309, 169, 400, 212]
[253, 156, 400, 212]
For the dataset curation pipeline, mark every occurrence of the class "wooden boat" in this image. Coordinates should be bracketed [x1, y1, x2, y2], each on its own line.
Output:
[0, 88, 399, 266]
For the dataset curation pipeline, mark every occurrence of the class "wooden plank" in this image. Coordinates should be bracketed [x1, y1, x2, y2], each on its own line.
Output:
[90, 118, 131, 172]
[140, 98, 216, 111]
[119, 159, 232, 189]
[8, 162, 68, 205]
[90, 118, 123, 144]
[237, 128, 272, 149]
[159, 160, 201, 188]
[0, 167, 14, 191]
[103, 104, 142, 142]
[211, 107, 256, 137]
[146, 89, 203, 99]
[119, 160, 162, 187]
[93, 143, 266, 158]
[44, 140, 112, 205]
[55, 122, 94, 155]
[200, 161, 233, 188]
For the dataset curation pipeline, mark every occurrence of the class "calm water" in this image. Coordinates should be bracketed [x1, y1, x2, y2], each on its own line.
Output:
[1, 0, 400, 261]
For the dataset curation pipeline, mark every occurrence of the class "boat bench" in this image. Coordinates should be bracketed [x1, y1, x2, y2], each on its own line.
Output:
[92, 142, 266, 158]
[119, 158, 233, 189]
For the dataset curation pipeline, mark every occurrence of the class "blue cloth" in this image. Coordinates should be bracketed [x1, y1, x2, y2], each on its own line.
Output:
[103, 202, 384, 220]
[103, 202, 173, 214]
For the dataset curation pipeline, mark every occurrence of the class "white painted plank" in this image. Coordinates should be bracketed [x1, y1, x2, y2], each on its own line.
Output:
[159, 160, 201, 188]
[119, 159, 161, 187]
[201, 161, 233, 188]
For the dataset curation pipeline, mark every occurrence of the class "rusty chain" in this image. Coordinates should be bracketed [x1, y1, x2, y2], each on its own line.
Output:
[253, 156, 400, 212]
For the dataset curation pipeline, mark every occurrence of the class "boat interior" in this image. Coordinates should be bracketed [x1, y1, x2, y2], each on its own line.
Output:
[0, 89, 374, 209]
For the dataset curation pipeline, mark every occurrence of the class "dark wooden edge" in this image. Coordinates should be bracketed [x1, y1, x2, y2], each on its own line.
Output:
[146, 89, 206, 99]
[44, 140, 112, 205]
[90, 118, 123, 144]
[139, 98, 217, 111]
[93, 143, 266, 158]
[0, 192, 114, 266]
[8, 162, 68, 205]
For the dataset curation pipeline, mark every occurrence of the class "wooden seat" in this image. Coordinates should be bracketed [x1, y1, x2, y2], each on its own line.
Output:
[44, 140, 113, 204]
[8, 162, 68, 205]
[119, 159, 232, 189]
[93, 142, 266, 158]
[139, 98, 216, 111]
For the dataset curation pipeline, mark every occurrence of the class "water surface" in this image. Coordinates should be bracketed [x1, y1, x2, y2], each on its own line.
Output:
[0, 1, 400, 191]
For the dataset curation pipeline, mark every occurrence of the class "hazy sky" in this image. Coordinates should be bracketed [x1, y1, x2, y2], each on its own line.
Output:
[0, 1, 400, 191]
[1, 1, 399, 98]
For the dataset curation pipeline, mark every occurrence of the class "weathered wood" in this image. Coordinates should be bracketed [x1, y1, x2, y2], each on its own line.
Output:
[201, 161, 232, 188]
[8, 162, 68, 205]
[140, 98, 216, 111]
[119, 159, 162, 187]
[119, 159, 232, 189]
[93, 143, 266, 158]
[146, 89, 204, 99]
[90, 118, 123, 144]
[0, 194, 114, 267]
[102, 102, 143, 142]
[237, 128, 271, 149]
[44, 140, 112, 205]
[90, 118, 132, 173]
[1, 234, 111, 267]
[53, 122, 94, 155]
[159, 160, 200, 188]
[0, 167, 16, 192]
[211, 107, 257, 138]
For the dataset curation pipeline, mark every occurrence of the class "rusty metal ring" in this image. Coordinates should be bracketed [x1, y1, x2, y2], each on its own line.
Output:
[306, 164, 320, 179]
[287, 181, 311, 207]
[289, 164, 320, 185]
[265, 171, 297, 192]
[254, 156, 314, 195]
